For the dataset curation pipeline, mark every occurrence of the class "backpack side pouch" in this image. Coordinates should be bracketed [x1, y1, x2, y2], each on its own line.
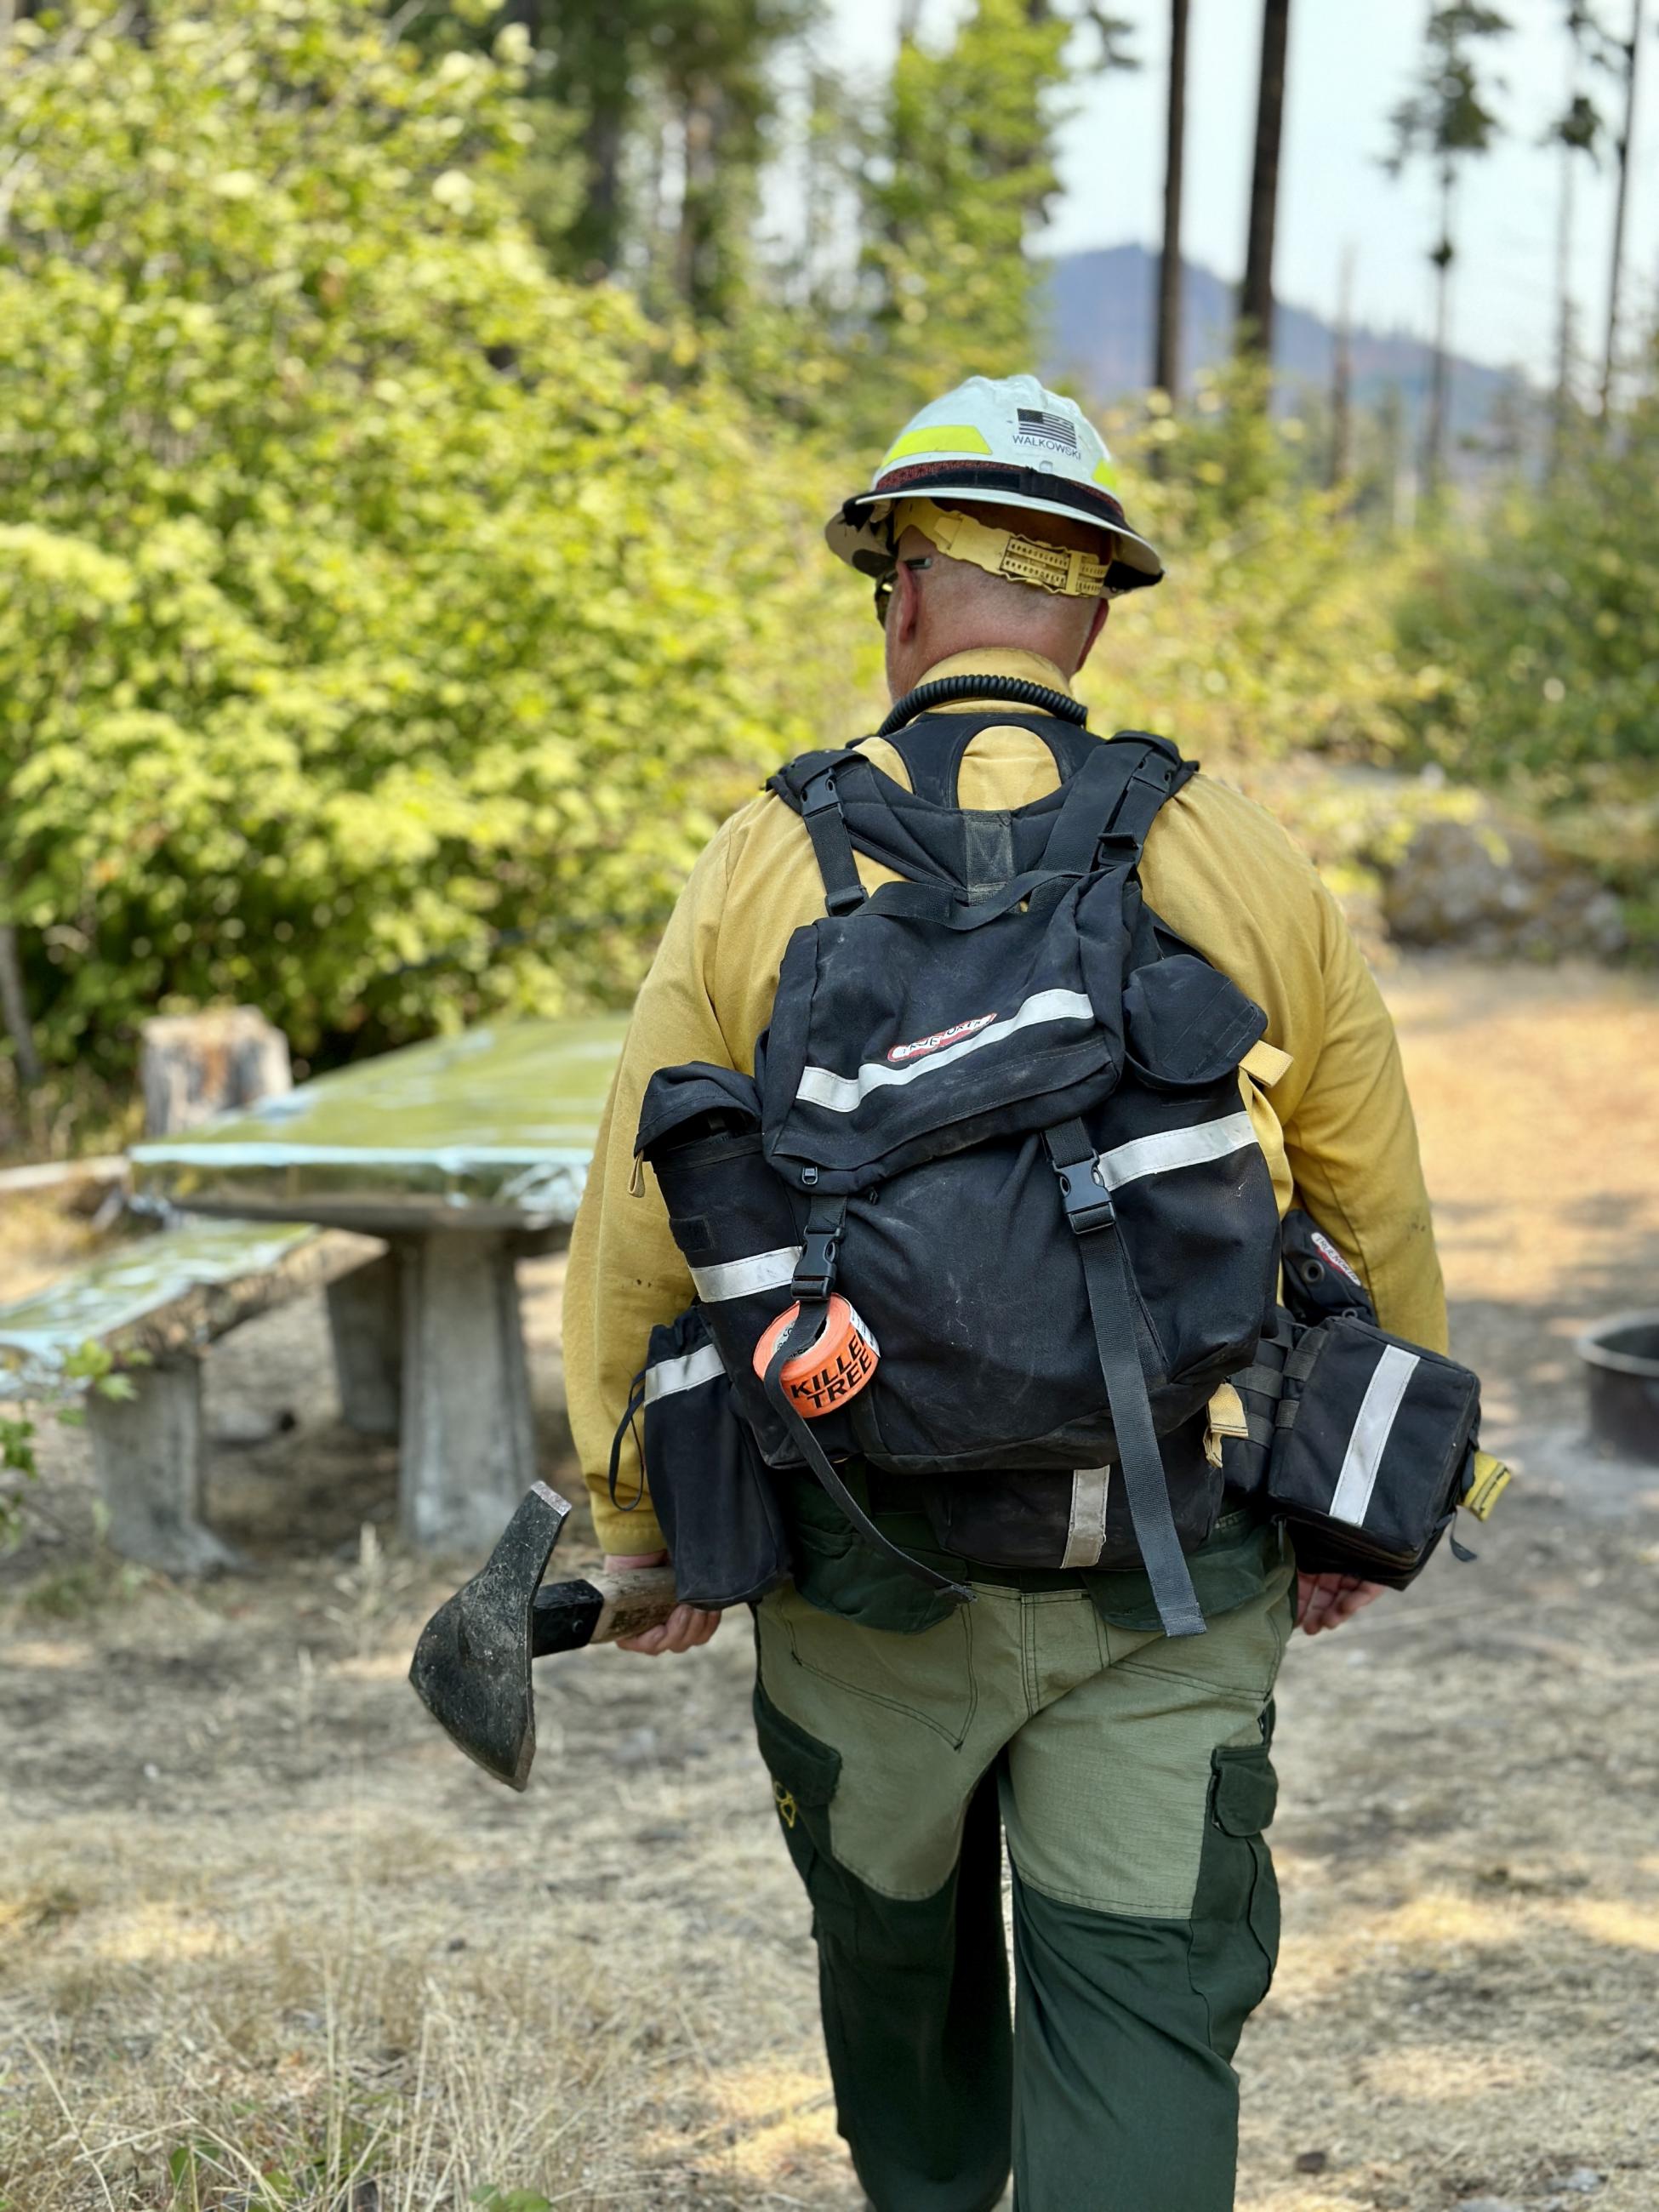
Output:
[615, 1308, 793, 1611]
[1267, 1314, 1481, 1587]
[637, 1063, 859, 1469]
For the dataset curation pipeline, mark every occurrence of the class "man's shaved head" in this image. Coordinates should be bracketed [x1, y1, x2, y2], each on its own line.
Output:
[884, 499, 1114, 701]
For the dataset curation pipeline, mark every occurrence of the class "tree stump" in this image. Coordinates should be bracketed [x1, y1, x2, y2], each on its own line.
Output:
[140, 1007, 293, 1137]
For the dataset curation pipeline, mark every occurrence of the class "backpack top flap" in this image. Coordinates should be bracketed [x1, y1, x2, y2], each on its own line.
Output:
[755, 724, 1196, 1190]
[759, 867, 1137, 1189]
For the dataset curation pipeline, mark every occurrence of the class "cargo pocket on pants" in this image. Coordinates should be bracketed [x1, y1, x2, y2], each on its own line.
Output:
[753, 1679, 858, 1947]
[1187, 1736, 1280, 2061]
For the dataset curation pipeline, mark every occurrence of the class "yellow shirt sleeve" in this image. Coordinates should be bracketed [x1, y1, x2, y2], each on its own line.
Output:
[1279, 880, 1447, 1349]
[564, 820, 741, 1555]
[1137, 777, 1447, 1351]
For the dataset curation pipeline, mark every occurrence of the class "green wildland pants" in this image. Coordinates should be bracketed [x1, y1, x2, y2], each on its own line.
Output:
[752, 1488, 1297, 2212]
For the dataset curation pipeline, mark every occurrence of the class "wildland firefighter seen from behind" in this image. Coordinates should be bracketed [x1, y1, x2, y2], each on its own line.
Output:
[564, 373, 1501, 2211]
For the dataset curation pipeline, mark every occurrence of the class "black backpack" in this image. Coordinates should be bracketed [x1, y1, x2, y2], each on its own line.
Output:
[634, 682, 1284, 1639]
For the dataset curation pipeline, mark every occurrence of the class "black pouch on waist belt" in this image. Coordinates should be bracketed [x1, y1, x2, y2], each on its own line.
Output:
[610, 1307, 792, 1611]
[1267, 1314, 1482, 1586]
[1227, 1209, 1508, 1588]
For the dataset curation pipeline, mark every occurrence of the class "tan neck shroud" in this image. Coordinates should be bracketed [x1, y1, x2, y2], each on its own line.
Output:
[893, 497, 1112, 600]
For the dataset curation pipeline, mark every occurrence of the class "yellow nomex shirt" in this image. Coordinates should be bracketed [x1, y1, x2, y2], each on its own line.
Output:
[565, 649, 1447, 1556]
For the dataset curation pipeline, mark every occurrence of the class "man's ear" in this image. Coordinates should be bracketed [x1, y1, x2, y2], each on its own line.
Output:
[1075, 597, 1110, 673]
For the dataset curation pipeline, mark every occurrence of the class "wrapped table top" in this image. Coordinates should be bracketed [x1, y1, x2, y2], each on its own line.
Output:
[131, 1018, 629, 1234]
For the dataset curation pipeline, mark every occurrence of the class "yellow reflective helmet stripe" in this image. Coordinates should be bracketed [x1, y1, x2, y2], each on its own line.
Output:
[880, 424, 994, 469]
[892, 497, 1112, 599]
[1092, 456, 1120, 489]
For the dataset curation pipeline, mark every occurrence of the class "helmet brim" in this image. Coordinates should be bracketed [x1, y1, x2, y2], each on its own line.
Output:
[826, 474, 1164, 597]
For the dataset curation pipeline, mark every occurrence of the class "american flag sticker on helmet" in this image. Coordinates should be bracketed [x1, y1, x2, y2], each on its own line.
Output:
[1015, 407, 1079, 453]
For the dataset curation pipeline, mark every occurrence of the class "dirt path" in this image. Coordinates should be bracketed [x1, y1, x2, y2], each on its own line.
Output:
[2, 957, 1656, 2211]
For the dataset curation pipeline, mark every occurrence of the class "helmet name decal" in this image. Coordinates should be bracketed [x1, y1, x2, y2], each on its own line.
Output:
[887, 1012, 997, 1064]
[1015, 407, 1080, 453]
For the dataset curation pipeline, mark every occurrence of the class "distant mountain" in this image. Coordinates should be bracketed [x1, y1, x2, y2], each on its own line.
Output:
[1042, 243, 1524, 448]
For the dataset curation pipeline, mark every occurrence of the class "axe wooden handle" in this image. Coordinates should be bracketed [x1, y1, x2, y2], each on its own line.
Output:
[530, 1563, 681, 1656]
[588, 1564, 681, 1645]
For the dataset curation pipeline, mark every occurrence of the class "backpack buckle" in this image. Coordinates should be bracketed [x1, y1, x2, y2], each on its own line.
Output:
[791, 1194, 847, 1298]
[792, 1230, 839, 1299]
[1053, 1157, 1115, 1235]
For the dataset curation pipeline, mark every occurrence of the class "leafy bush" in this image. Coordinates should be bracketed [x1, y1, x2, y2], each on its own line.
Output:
[1389, 402, 1659, 918]
[0, 0, 859, 1076]
[1079, 371, 1407, 772]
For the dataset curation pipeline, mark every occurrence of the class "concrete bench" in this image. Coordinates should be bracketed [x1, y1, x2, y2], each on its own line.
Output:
[0, 1218, 383, 1572]
[131, 1018, 624, 1552]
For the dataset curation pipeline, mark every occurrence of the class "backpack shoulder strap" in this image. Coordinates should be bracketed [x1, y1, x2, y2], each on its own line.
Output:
[876, 714, 983, 807]
[1040, 730, 1195, 874]
[768, 728, 1197, 912]
[879, 710, 1086, 806]
[1106, 730, 1197, 858]
[767, 750, 869, 916]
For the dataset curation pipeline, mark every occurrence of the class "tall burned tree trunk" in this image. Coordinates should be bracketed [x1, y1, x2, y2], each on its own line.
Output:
[1154, 0, 1189, 398]
[1601, 0, 1644, 415]
[1329, 245, 1354, 487]
[674, 77, 725, 317]
[1239, 0, 1291, 363]
[1554, 132, 1579, 470]
[0, 922, 41, 1091]
[1423, 160, 1455, 499]
[548, 7, 635, 282]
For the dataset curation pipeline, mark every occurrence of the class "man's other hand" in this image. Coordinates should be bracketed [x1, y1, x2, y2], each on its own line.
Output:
[604, 1552, 722, 1655]
[1295, 1571, 1387, 1635]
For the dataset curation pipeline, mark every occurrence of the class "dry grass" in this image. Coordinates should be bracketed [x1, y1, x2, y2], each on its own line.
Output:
[3, 1902, 648, 2210]
[3, 958, 1659, 2210]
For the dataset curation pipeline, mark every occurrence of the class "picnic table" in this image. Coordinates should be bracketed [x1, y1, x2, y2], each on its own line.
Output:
[129, 1018, 628, 1554]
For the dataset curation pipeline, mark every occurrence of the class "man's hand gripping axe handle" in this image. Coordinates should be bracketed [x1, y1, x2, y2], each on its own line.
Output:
[408, 1481, 677, 1792]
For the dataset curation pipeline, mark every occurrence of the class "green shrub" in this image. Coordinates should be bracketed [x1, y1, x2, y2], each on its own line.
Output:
[0, 0, 858, 1075]
[1389, 402, 1659, 908]
[1080, 372, 1407, 772]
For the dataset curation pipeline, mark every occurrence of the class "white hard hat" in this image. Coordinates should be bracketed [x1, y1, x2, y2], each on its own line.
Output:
[826, 373, 1164, 597]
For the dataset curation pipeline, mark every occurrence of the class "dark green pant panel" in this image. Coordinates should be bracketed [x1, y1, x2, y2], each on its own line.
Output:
[1010, 1876, 1242, 2212]
[818, 1776, 1012, 2212]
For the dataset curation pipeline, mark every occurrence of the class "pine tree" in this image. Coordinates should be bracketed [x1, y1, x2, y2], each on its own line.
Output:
[1237, 0, 1291, 366]
[1154, 0, 1190, 401]
[1384, 4, 1510, 500]
[1599, 0, 1644, 413]
[1545, 8, 1610, 463]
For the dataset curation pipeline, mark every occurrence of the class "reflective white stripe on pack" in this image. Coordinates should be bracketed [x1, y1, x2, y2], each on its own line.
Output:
[689, 1245, 802, 1303]
[644, 1342, 727, 1404]
[1061, 1465, 1111, 1568]
[795, 989, 1094, 1115]
[1095, 1111, 1257, 1193]
[1328, 1344, 1420, 1525]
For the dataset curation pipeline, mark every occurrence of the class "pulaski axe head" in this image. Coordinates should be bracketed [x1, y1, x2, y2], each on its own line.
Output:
[408, 1481, 570, 1792]
[408, 1481, 681, 1791]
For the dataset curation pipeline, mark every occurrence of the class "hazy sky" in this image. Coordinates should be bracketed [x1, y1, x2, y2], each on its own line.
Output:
[823, 0, 1656, 387]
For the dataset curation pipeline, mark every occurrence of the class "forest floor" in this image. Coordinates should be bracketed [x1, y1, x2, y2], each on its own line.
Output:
[2, 955, 1657, 2212]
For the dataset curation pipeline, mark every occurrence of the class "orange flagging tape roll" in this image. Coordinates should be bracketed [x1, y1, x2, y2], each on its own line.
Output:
[753, 1295, 880, 1417]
